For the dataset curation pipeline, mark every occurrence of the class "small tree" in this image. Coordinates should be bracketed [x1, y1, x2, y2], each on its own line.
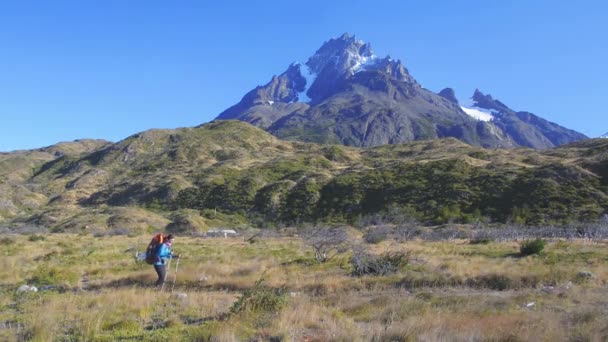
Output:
[302, 226, 350, 263]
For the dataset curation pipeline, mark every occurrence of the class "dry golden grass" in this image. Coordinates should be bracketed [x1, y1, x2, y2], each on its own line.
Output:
[0, 233, 607, 341]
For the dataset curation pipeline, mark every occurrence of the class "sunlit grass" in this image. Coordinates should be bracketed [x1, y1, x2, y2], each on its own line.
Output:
[1, 233, 607, 340]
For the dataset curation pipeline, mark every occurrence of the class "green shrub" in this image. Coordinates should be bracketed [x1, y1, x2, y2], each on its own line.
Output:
[520, 238, 545, 256]
[28, 235, 46, 242]
[30, 267, 79, 286]
[470, 238, 492, 245]
[229, 279, 287, 315]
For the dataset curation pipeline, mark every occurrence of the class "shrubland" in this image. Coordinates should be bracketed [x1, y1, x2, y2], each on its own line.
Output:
[0, 121, 606, 233]
[1, 230, 607, 341]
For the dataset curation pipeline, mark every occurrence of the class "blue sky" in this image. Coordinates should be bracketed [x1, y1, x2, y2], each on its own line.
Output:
[1, 0, 606, 151]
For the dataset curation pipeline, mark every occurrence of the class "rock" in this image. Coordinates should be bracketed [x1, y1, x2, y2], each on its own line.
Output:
[16, 285, 30, 292]
[542, 286, 555, 294]
[526, 302, 536, 308]
[576, 271, 594, 279]
[173, 293, 188, 300]
[17, 285, 38, 293]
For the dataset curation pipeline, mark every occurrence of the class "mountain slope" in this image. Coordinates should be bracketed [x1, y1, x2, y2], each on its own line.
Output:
[0, 139, 110, 222]
[465, 90, 588, 148]
[2, 121, 606, 232]
[215, 33, 587, 149]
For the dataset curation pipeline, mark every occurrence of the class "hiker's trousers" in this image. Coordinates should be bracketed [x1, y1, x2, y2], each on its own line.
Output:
[154, 264, 166, 287]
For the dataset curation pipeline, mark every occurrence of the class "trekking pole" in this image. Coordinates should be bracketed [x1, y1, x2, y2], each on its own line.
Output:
[171, 257, 180, 292]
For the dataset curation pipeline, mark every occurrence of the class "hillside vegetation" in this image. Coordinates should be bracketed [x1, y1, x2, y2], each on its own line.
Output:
[0, 121, 606, 233]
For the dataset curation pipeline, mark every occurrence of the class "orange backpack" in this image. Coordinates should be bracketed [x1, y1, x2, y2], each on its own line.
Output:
[145, 233, 165, 265]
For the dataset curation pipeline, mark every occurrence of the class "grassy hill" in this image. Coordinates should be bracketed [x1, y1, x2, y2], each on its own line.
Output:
[1, 121, 607, 233]
[0, 139, 109, 223]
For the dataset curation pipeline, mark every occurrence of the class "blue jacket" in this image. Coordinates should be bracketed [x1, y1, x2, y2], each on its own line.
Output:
[154, 242, 174, 266]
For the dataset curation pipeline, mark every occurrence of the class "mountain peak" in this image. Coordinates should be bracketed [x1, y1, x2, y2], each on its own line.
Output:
[472, 89, 511, 112]
[338, 32, 355, 40]
[438, 88, 458, 104]
[305, 33, 375, 75]
[214, 35, 587, 149]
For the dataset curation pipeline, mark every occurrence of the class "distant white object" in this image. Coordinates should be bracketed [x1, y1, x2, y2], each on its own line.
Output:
[267, 100, 274, 105]
[460, 106, 495, 122]
[350, 52, 377, 74]
[17, 285, 38, 293]
[173, 293, 188, 300]
[526, 302, 536, 307]
[136, 252, 147, 261]
[205, 229, 239, 238]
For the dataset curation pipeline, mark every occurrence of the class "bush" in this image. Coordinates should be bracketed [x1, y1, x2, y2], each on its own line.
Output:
[30, 267, 79, 286]
[302, 226, 350, 263]
[363, 226, 392, 244]
[228, 279, 287, 315]
[0, 237, 15, 245]
[350, 246, 410, 277]
[467, 274, 514, 291]
[28, 235, 46, 242]
[466, 273, 540, 290]
[470, 238, 492, 245]
[520, 238, 545, 256]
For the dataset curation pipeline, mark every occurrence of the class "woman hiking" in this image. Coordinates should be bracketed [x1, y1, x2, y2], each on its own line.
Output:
[153, 234, 179, 288]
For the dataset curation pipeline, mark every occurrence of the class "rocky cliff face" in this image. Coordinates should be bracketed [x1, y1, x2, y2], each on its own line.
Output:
[466, 90, 588, 148]
[215, 33, 587, 148]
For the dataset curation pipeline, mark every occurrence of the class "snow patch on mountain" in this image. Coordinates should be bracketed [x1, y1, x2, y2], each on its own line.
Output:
[296, 62, 317, 103]
[460, 106, 494, 122]
[349, 52, 377, 74]
[600, 132, 608, 138]
[353, 54, 378, 74]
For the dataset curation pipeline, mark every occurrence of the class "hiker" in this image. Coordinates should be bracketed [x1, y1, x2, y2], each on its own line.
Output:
[153, 234, 179, 287]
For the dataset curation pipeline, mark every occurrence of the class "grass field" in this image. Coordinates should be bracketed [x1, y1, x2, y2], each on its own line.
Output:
[1, 233, 607, 341]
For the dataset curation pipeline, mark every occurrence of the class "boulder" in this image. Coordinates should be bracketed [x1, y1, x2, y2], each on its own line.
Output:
[17, 285, 38, 293]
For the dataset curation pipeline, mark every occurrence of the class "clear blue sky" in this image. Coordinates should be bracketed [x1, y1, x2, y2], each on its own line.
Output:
[1, 0, 606, 151]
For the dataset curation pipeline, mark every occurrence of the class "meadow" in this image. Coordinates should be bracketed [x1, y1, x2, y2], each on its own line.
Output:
[1, 231, 607, 341]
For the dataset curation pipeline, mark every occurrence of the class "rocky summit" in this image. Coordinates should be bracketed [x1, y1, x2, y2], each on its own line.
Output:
[216, 33, 587, 149]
